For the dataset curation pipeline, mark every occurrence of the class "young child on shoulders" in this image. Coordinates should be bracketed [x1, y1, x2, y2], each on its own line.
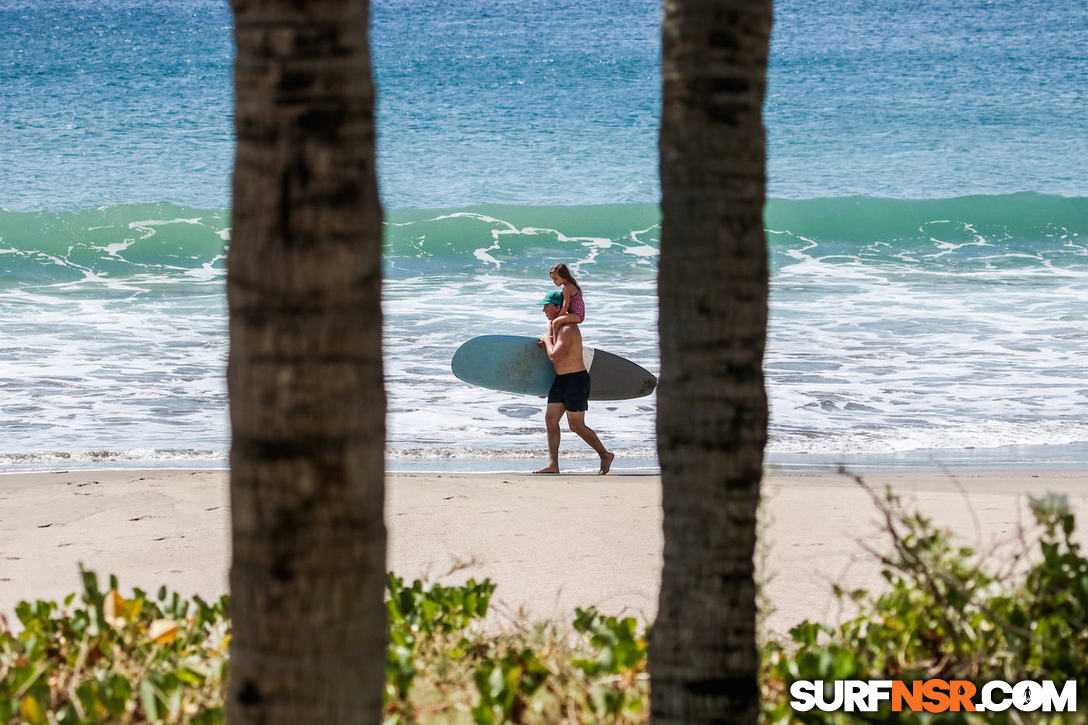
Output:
[548, 262, 585, 336]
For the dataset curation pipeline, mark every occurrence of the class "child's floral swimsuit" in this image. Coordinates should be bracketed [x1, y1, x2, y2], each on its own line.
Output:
[569, 289, 585, 319]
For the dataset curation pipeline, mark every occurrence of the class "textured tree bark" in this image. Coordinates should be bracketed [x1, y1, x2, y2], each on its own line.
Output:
[227, 0, 386, 721]
[651, 0, 772, 722]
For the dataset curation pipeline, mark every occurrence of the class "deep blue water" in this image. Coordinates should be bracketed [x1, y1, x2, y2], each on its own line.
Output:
[1, 0, 1086, 470]
[2, 0, 1084, 210]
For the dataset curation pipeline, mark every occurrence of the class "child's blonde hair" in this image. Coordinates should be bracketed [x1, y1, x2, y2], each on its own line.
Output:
[550, 262, 581, 292]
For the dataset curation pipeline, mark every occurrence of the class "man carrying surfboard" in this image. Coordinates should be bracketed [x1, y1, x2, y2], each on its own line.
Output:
[535, 290, 615, 475]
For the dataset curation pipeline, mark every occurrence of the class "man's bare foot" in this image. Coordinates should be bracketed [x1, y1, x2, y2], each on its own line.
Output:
[534, 464, 559, 475]
[599, 451, 615, 475]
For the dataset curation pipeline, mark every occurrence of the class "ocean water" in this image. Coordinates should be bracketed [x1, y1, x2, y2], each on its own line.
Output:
[1, 0, 1086, 471]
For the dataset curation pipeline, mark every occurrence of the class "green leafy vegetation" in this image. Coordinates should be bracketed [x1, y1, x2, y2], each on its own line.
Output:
[760, 487, 1088, 723]
[4, 487, 1086, 723]
[1, 572, 649, 724]
[382, 575, 649, 724]
[0, 568, 228, 724]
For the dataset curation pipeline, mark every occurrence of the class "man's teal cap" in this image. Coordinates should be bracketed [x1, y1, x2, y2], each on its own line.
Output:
[540, 290, 564, 307]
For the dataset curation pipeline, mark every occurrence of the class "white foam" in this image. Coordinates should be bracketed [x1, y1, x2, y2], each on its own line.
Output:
[3, 217, 1088, 469]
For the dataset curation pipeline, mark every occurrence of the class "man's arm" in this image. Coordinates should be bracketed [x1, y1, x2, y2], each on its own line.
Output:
[540, 325, 571, 362]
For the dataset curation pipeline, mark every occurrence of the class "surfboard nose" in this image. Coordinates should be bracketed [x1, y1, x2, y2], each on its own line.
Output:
[639, 375, 658, 397]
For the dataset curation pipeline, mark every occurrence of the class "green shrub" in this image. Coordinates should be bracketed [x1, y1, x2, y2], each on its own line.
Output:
[760, 488, 1088, 723]
[384, 574, 497, 709]
[0, 568, 228, 724]
[1, 571, 650, 724]
[15, 486, 1082, 723]
[471, 647, 550, 724]
[382, 583, 650, 724]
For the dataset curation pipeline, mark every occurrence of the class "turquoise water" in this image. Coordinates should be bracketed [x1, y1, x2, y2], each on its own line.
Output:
[1, 1, 1086, 470]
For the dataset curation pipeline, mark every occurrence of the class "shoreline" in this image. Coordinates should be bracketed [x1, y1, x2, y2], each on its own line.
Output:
[6, 440, 1088, 476]
[2, 468, 1087, 638]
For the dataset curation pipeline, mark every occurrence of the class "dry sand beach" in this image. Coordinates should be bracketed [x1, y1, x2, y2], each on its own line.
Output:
[3, 468, 1087, 637]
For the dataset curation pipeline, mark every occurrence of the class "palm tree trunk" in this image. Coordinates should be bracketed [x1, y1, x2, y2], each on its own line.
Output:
[227, 0, 385, 721]
[651, 0, 772, 721]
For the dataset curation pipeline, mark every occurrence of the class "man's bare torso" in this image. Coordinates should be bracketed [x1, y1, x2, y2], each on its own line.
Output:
[550, 323, 585, 375]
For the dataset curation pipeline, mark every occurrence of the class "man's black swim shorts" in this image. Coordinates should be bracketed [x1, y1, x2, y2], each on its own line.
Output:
[547, 370, 591, 412]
